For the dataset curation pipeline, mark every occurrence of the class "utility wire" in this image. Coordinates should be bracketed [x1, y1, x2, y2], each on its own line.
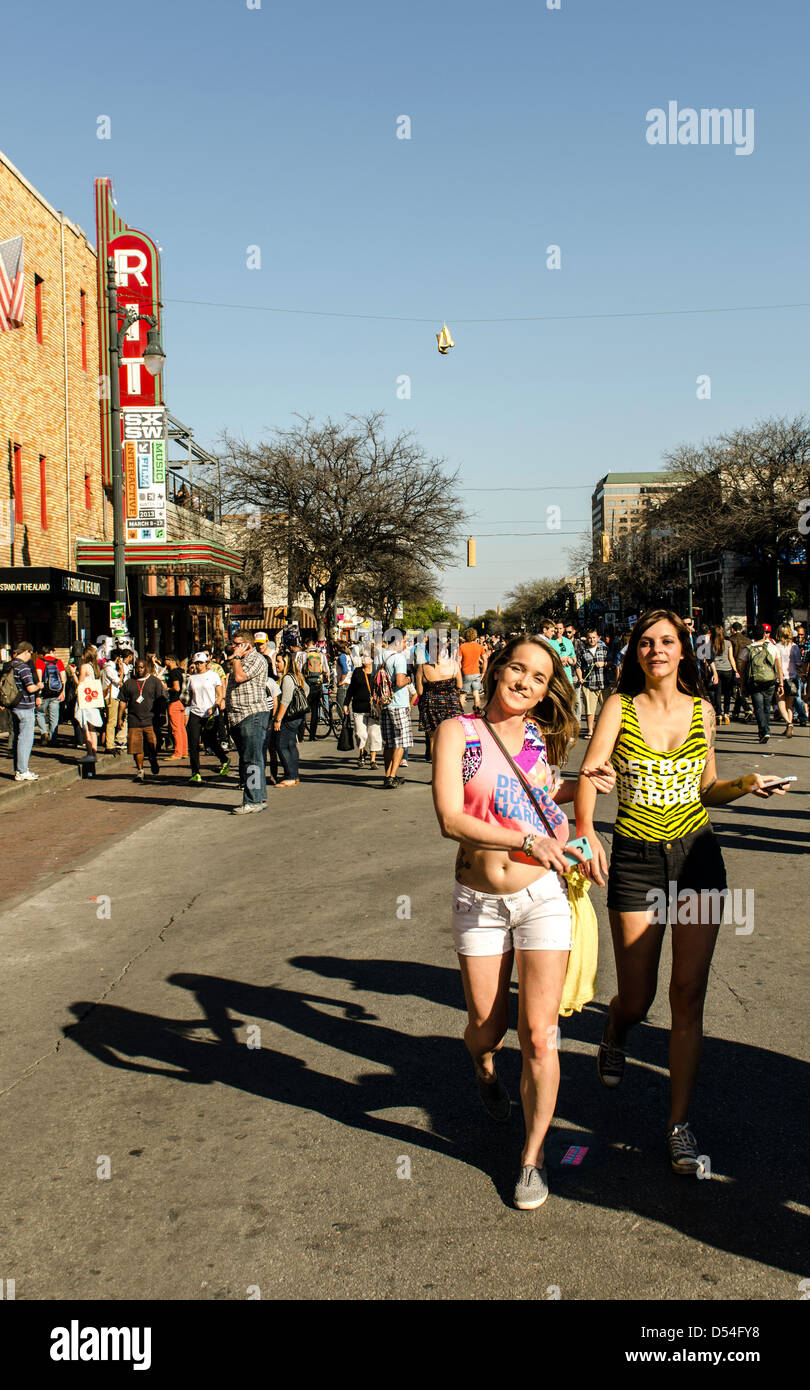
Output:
[164, 296, 810, 326]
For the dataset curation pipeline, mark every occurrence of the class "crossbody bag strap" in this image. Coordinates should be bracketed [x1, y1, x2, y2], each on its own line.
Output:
[481, 717, 556, 839]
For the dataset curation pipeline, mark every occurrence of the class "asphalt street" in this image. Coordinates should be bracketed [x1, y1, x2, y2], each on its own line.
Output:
[0, 721, 807, 1301]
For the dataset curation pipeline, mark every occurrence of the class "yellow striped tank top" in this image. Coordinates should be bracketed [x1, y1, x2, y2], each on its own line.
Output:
[611, 694, 709, 840]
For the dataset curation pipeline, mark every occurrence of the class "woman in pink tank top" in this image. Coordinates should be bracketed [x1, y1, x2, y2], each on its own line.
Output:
[431, 636, 615, 1210]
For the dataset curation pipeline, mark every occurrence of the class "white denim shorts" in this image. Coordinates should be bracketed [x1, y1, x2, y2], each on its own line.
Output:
[451, 872, 572, 955]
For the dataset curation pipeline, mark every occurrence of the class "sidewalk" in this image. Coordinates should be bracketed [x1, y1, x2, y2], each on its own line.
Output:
[0, 729, 131, 811]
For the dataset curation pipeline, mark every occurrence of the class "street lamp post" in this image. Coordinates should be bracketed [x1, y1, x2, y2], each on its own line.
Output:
[106, 256, 166, 616]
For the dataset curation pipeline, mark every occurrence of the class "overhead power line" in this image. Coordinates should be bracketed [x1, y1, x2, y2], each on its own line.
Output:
[164, 296, 810, 327]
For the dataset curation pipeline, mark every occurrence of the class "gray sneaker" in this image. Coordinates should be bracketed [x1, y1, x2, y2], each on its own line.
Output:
[597, 1018, 626, 1088]
[475, 1070, 511, 1122]
[513, 1164, 549, 1210]
[231, 803, 265, 815]
[668, 1121, 701, 1175]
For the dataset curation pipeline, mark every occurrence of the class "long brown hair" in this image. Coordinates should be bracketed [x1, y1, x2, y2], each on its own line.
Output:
[711, 624, 726, 656]
[482, 636, 578, 766]
[277, 653, 307, 691]
[80, 646, 101, 681]
[618, 609, 703, 697]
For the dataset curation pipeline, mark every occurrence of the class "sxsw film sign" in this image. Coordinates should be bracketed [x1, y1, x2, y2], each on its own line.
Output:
[123, 407, 168, 542]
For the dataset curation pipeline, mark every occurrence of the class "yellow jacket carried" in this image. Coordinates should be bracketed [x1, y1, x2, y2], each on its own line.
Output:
[559, 867, 599, 1017]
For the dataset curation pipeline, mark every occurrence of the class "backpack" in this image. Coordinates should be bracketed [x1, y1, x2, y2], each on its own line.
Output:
[373, 659, 395, 709]
[43, 660, 63, 696]
[305, 649, 324, 683]
[748, 642, 778, 688]
[0, 664, 22, 710]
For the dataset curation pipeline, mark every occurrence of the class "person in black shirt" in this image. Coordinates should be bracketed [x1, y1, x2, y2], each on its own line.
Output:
[117, 659, 166, 782]
[163, 654, 187, 759]
[344, 652, 382, 768]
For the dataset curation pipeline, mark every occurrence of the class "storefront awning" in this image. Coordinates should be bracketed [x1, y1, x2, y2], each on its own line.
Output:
[231, 606, 317, 632]
[75, 542, 245, 575]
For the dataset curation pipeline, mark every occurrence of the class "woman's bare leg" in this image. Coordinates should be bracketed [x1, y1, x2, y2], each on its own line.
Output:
[668, 900, 721, 1126]
[458, 952, 513, 1080]
[515, 948, 569, 1167]
[606, 909, 667, 1044]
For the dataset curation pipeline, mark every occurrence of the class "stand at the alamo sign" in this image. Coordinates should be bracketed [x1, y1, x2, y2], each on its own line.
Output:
[123, 407, 168, 543]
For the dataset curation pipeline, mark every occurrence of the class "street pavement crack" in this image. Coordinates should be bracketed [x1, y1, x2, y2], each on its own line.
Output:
[0, 891, 202, 1102]
[710, 963, 749, 1013]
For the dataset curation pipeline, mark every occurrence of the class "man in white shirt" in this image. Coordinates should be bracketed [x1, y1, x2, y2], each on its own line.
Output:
[381, 634, 412, 789]
[186, 653, 227, 783]
[101, 653, 129, 752]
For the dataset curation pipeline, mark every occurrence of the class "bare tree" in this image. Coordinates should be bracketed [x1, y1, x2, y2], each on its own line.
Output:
[503, 577, 573, 629]
[215, 412, 466, 636]
[344, 553, 436, 630]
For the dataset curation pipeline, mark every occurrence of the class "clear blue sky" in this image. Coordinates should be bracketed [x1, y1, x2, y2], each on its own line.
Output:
[3, 0, 808, 613]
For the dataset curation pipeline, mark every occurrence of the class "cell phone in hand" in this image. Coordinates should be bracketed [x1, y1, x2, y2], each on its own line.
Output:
[563, 835, 593, 867]
[762, 776, 797, 790]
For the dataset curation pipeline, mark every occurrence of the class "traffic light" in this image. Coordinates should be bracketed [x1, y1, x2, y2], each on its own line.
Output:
[600, 533, 610, 563]
[467, 537, 476, 567]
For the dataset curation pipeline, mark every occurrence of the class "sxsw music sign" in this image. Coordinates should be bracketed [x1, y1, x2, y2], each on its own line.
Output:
[95, 178, 166, 491]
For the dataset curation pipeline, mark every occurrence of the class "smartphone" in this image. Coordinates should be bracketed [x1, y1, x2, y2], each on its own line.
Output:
[563, 835, 594, 867]
[762, 775, 797, 790]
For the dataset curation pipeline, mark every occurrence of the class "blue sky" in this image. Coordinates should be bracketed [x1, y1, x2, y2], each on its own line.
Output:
[2, 0, 808, 613]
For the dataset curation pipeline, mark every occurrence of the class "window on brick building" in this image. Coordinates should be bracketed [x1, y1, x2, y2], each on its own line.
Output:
[80, 290, 87, 370]
[84, 470, 92, 510]
[34, 275, 44, 344]
[40, 455, 47, 529]
[13, 444, 23, 521]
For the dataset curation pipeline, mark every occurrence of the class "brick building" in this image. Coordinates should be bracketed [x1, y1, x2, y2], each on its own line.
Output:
[0, 148, 111, 653]
[1, 154, 244, 659]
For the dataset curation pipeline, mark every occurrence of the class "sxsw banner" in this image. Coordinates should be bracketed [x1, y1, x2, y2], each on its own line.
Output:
[123, 406, 168, 543]
[95, 178, 165, 490]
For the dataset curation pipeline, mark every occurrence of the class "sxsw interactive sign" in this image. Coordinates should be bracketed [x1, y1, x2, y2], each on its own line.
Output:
[95, 178, 165, 495]
[123, 407, 168, 542]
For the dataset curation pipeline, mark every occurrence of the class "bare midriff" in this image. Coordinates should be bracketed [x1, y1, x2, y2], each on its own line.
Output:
[454, 844, 552, 895]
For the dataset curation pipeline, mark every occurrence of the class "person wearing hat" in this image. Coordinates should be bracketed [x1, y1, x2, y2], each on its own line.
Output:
[254, 632, 278, 679]
[186, 653, 227, 784]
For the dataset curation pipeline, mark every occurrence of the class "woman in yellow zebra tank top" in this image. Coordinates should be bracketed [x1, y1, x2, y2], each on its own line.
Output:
[574, 610, 789, 1176]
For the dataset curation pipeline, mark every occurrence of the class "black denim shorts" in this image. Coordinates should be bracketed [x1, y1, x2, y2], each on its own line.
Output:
[607, 826, 727, 914]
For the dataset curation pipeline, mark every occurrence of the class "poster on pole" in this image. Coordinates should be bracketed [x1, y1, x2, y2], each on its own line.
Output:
[122, 406, 168, 542]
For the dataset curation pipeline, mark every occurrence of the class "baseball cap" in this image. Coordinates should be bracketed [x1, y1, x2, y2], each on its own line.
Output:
[762, 623, 771, 634]
[254, 631, 270, 645]
[192, 651, 209, 663]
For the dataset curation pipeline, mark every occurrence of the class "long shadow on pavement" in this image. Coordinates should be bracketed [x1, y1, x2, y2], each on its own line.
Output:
[62, 960, 808, 1274]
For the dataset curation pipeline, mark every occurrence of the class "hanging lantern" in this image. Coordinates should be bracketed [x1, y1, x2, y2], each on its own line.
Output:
[436, 323, 455, 355]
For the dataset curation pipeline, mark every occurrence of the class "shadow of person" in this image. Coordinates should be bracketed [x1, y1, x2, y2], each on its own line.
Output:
[63, 964, 810, 1264]
[62, 991, 517, 1198]
[284, 959, 809, 1273]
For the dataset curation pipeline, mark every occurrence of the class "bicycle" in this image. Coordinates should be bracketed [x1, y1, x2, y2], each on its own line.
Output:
[312, 685, 343, 739]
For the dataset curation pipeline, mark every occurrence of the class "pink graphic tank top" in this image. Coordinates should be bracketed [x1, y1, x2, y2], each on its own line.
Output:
[457, 715, 570, 865]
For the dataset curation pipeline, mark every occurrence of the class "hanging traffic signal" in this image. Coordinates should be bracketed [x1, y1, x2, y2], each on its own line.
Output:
[466, 536, 476, 567]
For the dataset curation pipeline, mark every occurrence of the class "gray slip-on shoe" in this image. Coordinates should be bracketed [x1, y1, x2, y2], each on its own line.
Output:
[513, 1164, 549, 1210]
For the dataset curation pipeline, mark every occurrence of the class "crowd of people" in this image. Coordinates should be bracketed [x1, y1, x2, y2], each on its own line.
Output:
[0, 623, 502, 804]
[2, 615, 806, 801]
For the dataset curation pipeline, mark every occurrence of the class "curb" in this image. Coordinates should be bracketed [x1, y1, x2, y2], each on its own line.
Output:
[0, 753, 120, 813]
